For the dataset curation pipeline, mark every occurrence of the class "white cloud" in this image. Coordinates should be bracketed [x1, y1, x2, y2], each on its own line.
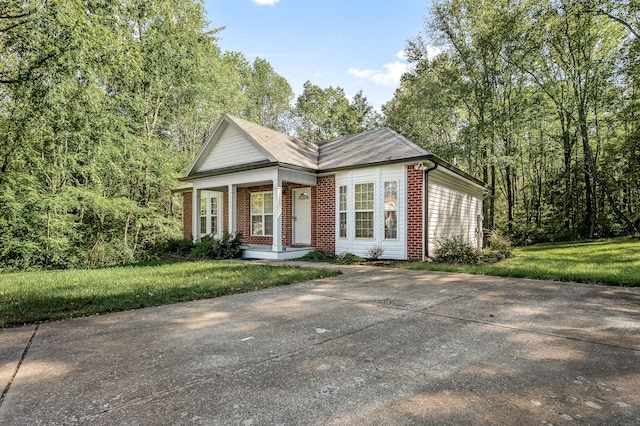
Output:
[252, 0, 279, 5]
[347, 68, 376, 78]
[348, 50, 410, 88]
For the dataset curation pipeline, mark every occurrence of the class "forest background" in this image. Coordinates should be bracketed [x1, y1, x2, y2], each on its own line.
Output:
[1, 0, 638, 271]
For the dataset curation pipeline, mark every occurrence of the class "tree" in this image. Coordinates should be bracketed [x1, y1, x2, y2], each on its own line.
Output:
[295, 81, 380, 141]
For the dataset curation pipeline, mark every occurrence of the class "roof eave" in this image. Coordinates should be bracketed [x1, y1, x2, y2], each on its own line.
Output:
[317, 155, 435, 174]
[178, 160, 276, 181]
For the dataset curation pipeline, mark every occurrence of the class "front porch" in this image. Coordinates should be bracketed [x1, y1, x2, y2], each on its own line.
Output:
[241, 245, 316, 260]
[189, 166, 319, 259]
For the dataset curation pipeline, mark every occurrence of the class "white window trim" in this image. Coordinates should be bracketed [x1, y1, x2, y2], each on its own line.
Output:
[354, 182, 375, 239]
[383, 180, 399, 240]
[200, 193, 222, 238]
[250, 191, 274, 237]
[338, 185, 348, 239]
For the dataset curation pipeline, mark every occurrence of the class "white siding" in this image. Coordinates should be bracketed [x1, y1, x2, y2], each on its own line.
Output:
[427, 169, 484, 256]
[193, 125, 267, 174]
[335, 165, 407, 260]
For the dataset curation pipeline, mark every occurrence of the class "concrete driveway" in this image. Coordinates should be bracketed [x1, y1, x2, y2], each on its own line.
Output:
[1, 264, 639, 425]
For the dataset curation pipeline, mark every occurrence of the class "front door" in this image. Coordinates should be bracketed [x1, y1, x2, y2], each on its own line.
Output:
[293, 188, 312, 245]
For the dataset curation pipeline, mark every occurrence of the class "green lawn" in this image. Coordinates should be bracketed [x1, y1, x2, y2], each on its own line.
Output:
[0, 260, 339, 328]
[398, 237, 640, 287]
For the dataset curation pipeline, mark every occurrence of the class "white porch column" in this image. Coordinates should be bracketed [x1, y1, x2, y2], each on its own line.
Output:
[227, 184, 236, 235]
[272, 180, 283, 252]
[193, 188, 202, 241]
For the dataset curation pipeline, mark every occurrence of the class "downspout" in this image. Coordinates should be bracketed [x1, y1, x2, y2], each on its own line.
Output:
[422, 162, 438, 262]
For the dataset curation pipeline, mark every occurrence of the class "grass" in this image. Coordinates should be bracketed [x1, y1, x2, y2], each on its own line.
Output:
[0, 260, 339, 328]
[397, 237, 640, 287]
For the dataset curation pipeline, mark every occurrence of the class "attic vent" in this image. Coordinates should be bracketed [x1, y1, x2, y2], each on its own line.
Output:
[298, 192, 309, 200]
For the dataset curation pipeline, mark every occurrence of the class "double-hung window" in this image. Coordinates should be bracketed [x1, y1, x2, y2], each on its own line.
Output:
[200, 199, 207, 236]
[338, 185, 347, 238]
[210, 197, 218, 236]
[200, 195, 220, 236]
[251, 192, 273, 236]
[384, 181, 398, 239]
[354, 183, 374, 238]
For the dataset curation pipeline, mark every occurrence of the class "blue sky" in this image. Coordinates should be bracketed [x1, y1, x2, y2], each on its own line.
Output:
[203, 0, 434, 111]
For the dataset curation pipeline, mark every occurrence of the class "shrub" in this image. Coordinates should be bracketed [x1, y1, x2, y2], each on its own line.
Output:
[298, 250, 332, 262]
[190, 233, 244, 260]
[479, 249, 513, 264]
[367, 245, 385, 260]
[489, 229, 511, 251]
[434, 235, 480, 265]
[335, 251, 366, 265]
[165, 238, 196, 256]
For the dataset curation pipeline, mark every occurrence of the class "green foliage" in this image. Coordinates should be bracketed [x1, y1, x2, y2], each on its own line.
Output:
[434, 235, 480, 265]
[0, 260, 340, 327]
[165, 238, 196, 256]
[294, 81, 381, 141]
[334, 252, 366, 265]
[488, 229, 512, 251]
[189, 233, 245, 260]
[478, 250, 513, 264]
[387, 0, 640, 242]
[0, 0, 293, 271]
[297, 250, 333, 262]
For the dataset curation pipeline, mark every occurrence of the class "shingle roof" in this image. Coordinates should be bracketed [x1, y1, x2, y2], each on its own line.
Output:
[316, 127, 431, 170]
[225, 115, 319, 170]
[224, 115, 432, 171]
[184, 114, 487, 188]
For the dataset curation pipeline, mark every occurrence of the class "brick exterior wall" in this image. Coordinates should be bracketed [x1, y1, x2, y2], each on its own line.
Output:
[223, 192, 229, 233]
[315, 175, 336, 256]
[183, 191, 193, 240]
[236, 185, 273, 245]
[407, 166, 423, 261]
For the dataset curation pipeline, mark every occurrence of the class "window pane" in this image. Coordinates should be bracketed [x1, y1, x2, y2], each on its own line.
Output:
[339, 212, 347, 238]
[385, 211, 397, 239]
[384, 181, 397, 209]
[200, 198, 207, 216]
[200, 217, 207, 234]
[264, 193, 273, 214]
[264, 215, 273, 235]
[339, 186, 347, 211]
[252, 215, 263, 235]
[355, 183, 374, 210]
[211, 197, 218, 212]
[251, 194, 263, 214]
[355, 211, 374, 238]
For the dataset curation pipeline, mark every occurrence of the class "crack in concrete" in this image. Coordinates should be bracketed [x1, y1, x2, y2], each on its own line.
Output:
[0, 324, 39, 408]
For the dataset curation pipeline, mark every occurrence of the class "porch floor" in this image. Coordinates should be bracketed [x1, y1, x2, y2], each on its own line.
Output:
[241, 245, 315, 260]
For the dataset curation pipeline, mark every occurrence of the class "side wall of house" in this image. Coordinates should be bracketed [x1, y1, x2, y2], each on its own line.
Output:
[315, 175, 336, 255]
[183, 191, 193, 240]
[406, 167, 424, 261]
[427, 168, 484, 257]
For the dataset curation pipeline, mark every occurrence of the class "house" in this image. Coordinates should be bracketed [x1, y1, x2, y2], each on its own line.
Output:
[178, 114, 489, 260]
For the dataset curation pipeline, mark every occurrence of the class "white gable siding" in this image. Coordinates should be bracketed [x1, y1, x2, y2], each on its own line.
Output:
[335, 165, 407, 259]
[194, 125, 267, 174]
[427, 169, 484, 257]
